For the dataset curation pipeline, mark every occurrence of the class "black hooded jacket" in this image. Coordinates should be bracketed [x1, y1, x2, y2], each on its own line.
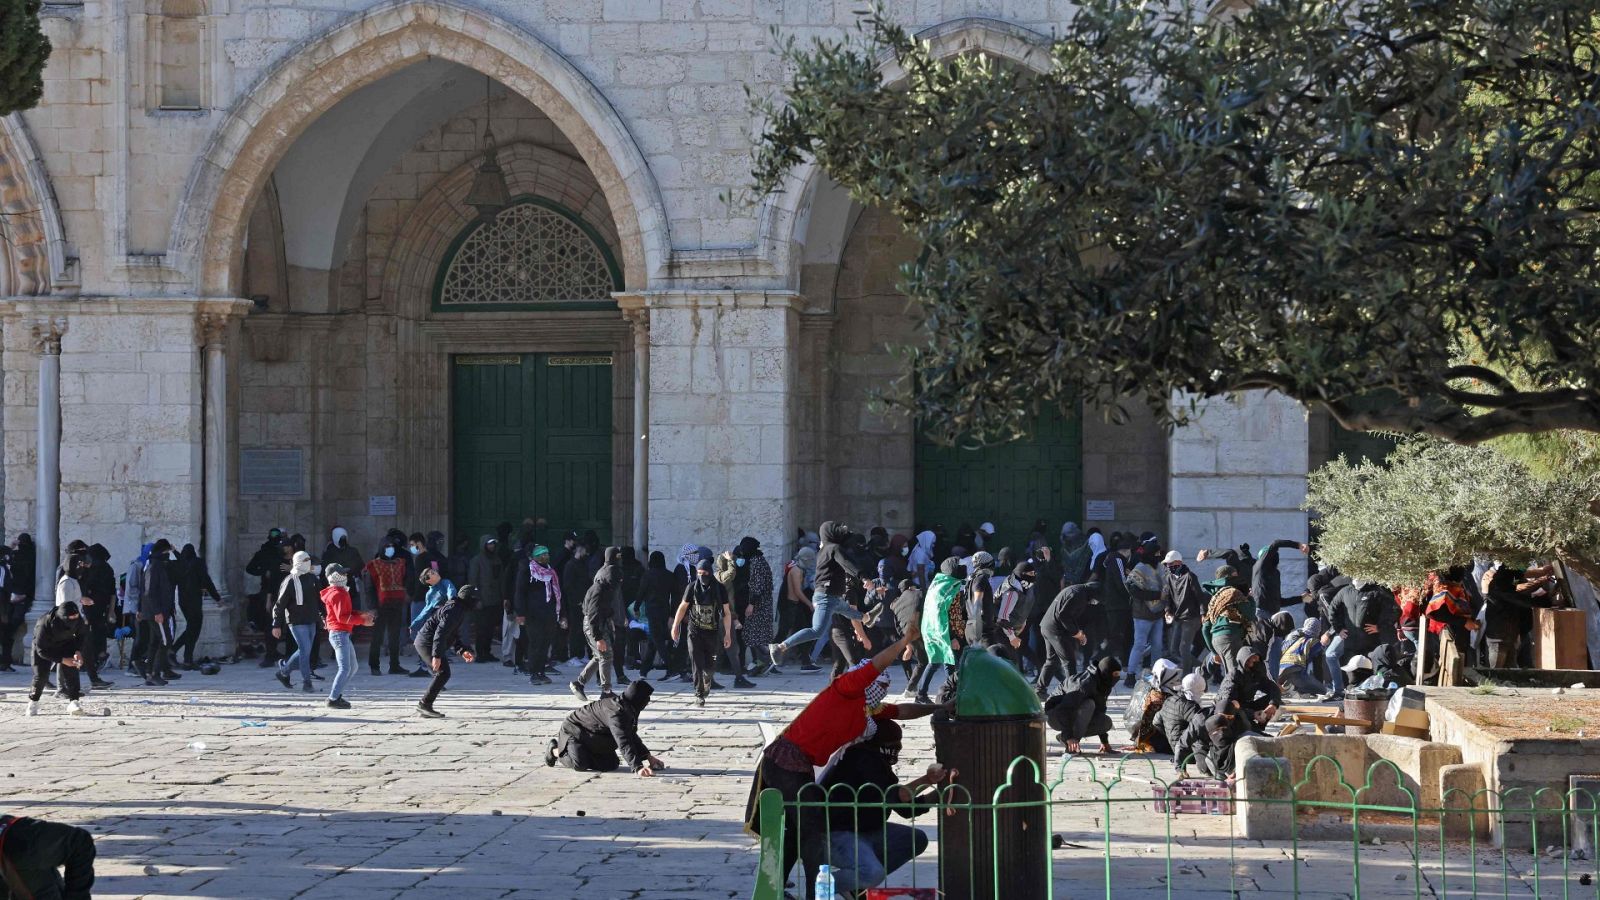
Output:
[1157, 691, 1207, 772]
[582, 547, 622, 634]
[559, 681, 654, 771]
[174, 544, 221, 606]
[415, 594, 472, 661]
[815, 521, 861, 597]
[32, 605, 86, 663]
[640, 552, 676, 621]
[1251, 540, 1302, 615]
[1044, 656, 1121, 739]
[1213, 647, 1282, 715]
[1041, 581, 1098, 637]
[82, 543, 119, 614]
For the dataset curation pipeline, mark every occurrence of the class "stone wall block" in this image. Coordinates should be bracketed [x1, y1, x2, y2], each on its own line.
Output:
[1169, 438, 1217, 475]
[1170, 475, 1264, 510]
[648, 424, 708, 464]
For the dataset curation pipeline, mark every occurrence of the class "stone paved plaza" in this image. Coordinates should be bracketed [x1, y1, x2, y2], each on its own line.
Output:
[0, 657, 1585, 899]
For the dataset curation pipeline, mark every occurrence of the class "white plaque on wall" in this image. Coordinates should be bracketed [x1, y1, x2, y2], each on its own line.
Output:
[368, 495, 397, 516]
[1085, 500, 1115, 520]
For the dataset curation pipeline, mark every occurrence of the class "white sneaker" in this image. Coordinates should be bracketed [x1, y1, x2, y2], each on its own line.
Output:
[26, 700, 39, 716]
[66, 700, 85, 716]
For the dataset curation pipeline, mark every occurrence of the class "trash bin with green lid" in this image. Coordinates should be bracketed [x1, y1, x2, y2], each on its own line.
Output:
[932, 648, 1049, 900]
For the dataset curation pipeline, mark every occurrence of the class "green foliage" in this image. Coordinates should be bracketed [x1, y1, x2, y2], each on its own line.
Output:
[752, 0, 1600, 446]
[1305, 438, 1600, 585]
[0, 0, 49, 117]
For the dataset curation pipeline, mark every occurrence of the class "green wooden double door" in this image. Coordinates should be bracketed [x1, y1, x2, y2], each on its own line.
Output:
[452, 353, 613, 550]
[913, 410, 1083, 552]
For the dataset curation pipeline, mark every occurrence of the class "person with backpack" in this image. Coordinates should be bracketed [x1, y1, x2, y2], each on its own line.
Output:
[671, 558, 734, 706]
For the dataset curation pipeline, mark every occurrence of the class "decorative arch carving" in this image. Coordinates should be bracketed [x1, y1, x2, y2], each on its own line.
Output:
[0, 114, 74, 295]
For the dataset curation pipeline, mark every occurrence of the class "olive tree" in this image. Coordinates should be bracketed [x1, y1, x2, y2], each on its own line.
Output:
[751, 0, 1600, 445]
[1306, 437, 1600, 585]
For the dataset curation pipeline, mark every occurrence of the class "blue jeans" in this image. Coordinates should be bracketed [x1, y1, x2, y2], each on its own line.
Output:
[1325, 633, 1347, 695]
[328, 630, 355, 701]
[826, 823, 929, 893]
[281, 622, 316, 686]
[1127, 618, 1165, 674]
[781, 592, 863, 662]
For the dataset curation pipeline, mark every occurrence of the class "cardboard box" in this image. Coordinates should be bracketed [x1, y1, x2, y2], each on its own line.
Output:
[1394, 708, 1430, 730]
[1380, 722, 1429, 739]
[1535, 608, 1589, 670]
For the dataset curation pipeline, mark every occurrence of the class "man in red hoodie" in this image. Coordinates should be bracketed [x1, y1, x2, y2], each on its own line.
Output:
[744, 615, 944, 897]
[320, 564, 374, 710]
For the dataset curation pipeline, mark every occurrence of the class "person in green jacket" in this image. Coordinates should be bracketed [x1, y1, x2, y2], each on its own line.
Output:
[1202, 566, 1255, 677]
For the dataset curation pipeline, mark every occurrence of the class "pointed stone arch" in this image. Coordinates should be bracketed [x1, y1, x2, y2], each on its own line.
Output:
[0, 114, 74, 296]
[755, 17, 1056, 290]
[168, 0, 668, 297]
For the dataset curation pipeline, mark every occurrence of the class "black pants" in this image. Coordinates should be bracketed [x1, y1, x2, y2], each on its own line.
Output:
[688, 628, 719, 697]
[567, 610, 588, 661]
[368, 604, 405, 670]
[32, 651, 81, 702]
[828, 626, 862, 678]
[1035, 622, 1078, 693]
[473, 603, 500, 660]
[524, 604, 558, 676]
[138, 619, 170, 677]
[419, 649, 450, 708]
[0, 602, 28, 667]
[0, 816, 97, 900]
[1103, 609, 1132, 672]
[554, 723, 621, 772]
[638, 615, 674, 676]
[175, 596, 204, 665]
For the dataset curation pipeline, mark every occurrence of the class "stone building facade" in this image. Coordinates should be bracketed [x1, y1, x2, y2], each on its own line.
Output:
[0, 0, 1326, 618]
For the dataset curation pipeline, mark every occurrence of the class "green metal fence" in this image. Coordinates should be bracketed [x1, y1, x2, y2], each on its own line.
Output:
[751, 753, 1600, 899]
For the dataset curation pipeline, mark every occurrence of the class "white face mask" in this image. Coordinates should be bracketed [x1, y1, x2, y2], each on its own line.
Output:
[410, 546, 423, 556]
[384, 546, 395, 558]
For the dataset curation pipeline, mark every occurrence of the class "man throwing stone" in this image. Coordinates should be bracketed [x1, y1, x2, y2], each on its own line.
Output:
[545, 681, 664, 777]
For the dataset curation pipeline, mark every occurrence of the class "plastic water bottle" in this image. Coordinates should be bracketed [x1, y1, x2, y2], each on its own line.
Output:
[814, 864, 836, 900]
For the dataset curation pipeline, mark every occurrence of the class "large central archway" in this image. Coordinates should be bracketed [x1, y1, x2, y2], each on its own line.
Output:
[169, 0, 669, 298]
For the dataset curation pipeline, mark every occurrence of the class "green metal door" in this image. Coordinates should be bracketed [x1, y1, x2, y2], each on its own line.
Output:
[452, 353, 613, 549]
[914, 410, 1082, 551]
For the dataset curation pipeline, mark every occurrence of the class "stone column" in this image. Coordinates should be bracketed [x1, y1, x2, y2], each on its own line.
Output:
[645, 291, 801, 557]
[620, 301, 651, 551]
[198, 312, 236, 658]
[1167, 390, 1311, 588]
[32, 316, 64, 601]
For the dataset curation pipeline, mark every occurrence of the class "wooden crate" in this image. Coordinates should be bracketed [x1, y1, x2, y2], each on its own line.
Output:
[1534, 608, 1588, 670]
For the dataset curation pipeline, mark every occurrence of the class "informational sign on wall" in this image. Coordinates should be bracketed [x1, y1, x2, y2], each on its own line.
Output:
[1085, 500, 1116, 520]
[368, 495, 397, 517]
[239, 449, 304, 497]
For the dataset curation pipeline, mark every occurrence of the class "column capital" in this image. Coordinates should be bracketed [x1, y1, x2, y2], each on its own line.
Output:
[29, 316, 66, 355]
[197, 311, 230, 348]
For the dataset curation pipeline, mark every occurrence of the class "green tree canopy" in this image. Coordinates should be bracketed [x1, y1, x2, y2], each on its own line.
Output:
[0, 0, 49, 117]
[1306, 437, 1600, 585]
[752, 0, 1600, 445]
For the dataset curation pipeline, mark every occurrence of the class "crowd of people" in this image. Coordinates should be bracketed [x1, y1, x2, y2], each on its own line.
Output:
[3, 514, 1581, 898]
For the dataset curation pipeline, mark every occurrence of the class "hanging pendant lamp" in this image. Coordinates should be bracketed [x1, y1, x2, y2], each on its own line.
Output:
[464, 75, 510, 220]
